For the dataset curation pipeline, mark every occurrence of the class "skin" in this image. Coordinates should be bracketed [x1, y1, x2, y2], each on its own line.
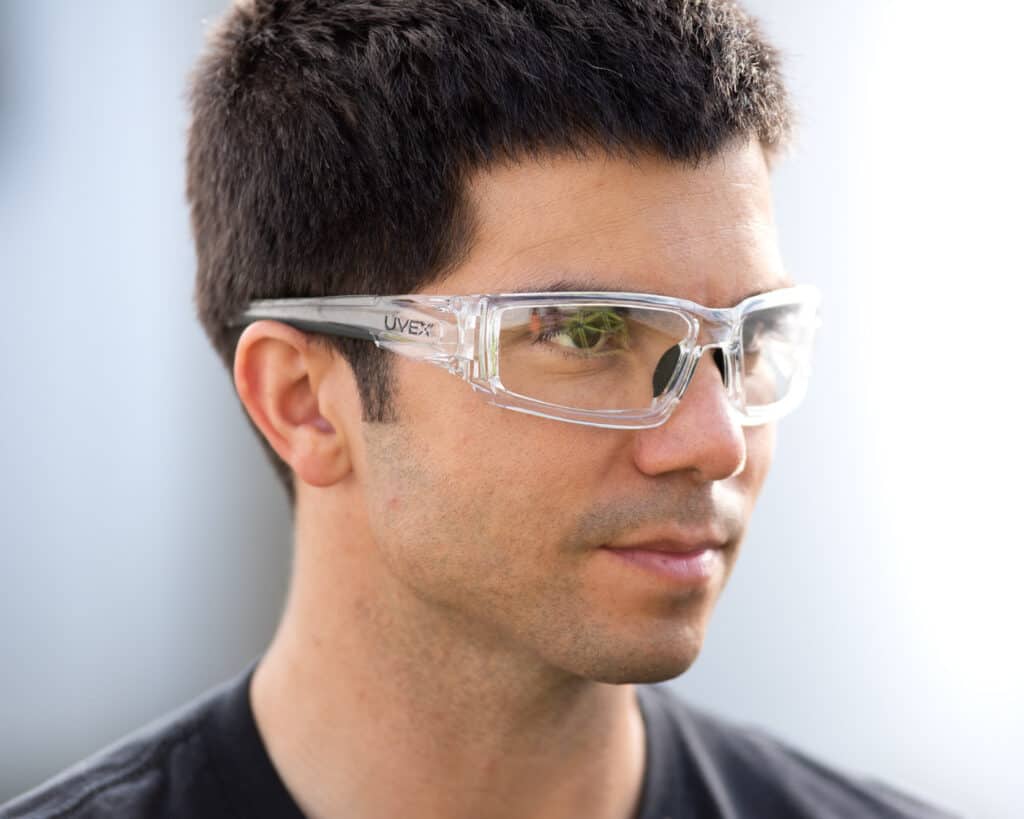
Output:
[235, 138, 791, 819]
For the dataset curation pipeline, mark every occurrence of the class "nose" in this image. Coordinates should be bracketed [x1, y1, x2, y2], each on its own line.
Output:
[632, 347, 747, 481]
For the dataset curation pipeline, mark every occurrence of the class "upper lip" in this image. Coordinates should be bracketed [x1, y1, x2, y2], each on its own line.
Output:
[602, 526, 729, 555]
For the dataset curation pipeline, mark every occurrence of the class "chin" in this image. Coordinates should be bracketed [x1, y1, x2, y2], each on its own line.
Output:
[587, 654, 702, 686]
[566, 628, 707, 685]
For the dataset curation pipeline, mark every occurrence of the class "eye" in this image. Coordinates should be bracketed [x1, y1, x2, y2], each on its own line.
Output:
[534, 307, 630, 354]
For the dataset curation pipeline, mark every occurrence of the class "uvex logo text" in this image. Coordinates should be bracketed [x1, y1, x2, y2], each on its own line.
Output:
[385, 314, 435, 337]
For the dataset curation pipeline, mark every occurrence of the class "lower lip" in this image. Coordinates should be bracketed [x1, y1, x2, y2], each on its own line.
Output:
[602, 547, 721, 584]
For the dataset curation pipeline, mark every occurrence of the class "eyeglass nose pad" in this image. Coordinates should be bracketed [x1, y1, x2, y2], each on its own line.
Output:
[652, 345, 728, 399]
[712, 348, 726, 382]
[652, 345, 681, 397]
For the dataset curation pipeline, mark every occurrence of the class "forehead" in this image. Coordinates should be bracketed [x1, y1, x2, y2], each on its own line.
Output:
[440, 139, 790, 308]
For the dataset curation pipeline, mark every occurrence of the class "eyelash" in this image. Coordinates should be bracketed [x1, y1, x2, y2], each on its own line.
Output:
[531, 328, 585, 357]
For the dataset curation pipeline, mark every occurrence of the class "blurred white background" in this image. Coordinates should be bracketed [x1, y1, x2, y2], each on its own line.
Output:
[1, 1, 1021, 816]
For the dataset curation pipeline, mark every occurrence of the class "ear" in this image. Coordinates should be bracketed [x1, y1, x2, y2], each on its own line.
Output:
[233, 321, 356, 488]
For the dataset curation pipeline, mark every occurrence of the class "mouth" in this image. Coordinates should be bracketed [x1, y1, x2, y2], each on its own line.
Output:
[599, 530, 729, 585]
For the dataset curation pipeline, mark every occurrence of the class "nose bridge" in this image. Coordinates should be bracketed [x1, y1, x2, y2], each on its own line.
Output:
[671, 318, 743, 420]
[694, 309, 739, 348]
[683, 310, 738, 383]
[687, 310, 741, 397]
[690, 343, 728, 389]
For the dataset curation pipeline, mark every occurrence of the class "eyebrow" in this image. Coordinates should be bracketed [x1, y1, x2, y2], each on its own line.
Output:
[507, 276, 794, 304]
[508, 277, 619, 293]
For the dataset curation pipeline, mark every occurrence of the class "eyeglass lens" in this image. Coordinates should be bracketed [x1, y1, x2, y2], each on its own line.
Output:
[496, 302, 812, 414]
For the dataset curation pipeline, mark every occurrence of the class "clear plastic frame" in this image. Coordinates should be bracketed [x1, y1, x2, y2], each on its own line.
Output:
[233, 286, 821, 429]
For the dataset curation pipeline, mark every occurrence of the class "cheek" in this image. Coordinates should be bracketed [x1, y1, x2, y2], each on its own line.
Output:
[463, 413, 628, 543]
[358, 415, 527, 585]
[400, 360, 621, 529]
[361, 395, 617, 599]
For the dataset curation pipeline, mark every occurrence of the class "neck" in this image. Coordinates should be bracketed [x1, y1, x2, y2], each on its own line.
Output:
[250, 499, 647, 819]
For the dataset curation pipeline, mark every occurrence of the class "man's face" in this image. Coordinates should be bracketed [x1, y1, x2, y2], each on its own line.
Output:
[350, 140, 787, 684]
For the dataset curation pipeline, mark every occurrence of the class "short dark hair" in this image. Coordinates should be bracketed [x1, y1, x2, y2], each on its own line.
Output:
[187, 0, 792, 505]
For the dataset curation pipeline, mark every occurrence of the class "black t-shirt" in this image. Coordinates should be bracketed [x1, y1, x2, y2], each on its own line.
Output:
[1, 663, 954, 819]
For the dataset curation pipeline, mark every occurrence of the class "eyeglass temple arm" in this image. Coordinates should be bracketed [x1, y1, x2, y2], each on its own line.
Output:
[233, 296, 473, 367]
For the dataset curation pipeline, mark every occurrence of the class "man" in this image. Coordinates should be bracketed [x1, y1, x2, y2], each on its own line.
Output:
[2, 1, 951, 817]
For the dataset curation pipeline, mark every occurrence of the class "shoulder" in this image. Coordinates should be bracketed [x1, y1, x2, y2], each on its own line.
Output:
[0, 676, 240, 819]
[635, 684, 959, 819]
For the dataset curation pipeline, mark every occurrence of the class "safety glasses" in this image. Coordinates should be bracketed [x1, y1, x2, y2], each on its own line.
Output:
[233, 286, 820, 429]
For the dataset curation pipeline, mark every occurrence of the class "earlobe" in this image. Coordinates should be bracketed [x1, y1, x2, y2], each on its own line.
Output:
[233, 321, 352, 488]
